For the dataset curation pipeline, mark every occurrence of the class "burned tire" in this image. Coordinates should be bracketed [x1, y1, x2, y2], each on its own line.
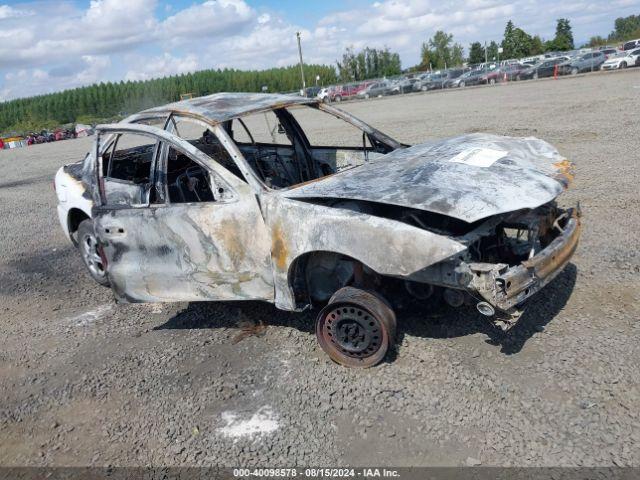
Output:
[77, 219, 110, 287]
[316, 286, 396, 368]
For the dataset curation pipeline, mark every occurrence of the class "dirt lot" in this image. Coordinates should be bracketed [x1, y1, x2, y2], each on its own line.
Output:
[1, 71, 639, 467]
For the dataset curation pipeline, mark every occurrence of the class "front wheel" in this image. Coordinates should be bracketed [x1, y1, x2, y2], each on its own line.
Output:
[620, 62, 627, 69]
[489, 78, 496, 85]
[533, 72, 539, 80]
[316, 287, 396, 368]
[459, 81, 465, 88]
[77, 219, 110, 287]
[334, 95, 342, 102]
[571, 67, 578, 75]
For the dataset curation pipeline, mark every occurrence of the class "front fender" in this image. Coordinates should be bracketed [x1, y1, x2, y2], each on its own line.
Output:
[262, 196, 466, 310]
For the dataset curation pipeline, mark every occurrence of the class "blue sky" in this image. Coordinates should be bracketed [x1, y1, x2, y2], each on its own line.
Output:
[1, 0, 639, 100]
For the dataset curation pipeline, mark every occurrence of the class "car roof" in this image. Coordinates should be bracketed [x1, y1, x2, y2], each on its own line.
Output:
[135, 92, 315, 125]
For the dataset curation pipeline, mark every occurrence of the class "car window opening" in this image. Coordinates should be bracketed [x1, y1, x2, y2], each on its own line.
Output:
[225, 105, 393, 190]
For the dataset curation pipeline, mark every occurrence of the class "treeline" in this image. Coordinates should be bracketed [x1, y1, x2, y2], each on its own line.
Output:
[421, 13, 639, 69]
[588, 14, 640, 46]
[336, 47, 402, 82]
[0, 64, 337, 134]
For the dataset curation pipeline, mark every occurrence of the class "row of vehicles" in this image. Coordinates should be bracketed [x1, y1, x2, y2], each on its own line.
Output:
[314, 42, 640, 102]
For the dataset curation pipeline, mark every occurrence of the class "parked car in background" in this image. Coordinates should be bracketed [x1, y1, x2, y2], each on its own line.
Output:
[601, 49, 640, 70]
[480, 68, 504, 85]
[455, 69, 489, 87]
[396, 77, 419, 93]
[423, 69, 468, 90]
[500, 63, 529, 81]
[598, 48, 621, 60]
[622, 39, 640, 51]
[303, 86, 321, 98]
[317, 87, 334, 102]
[520, 57, 569, 80]
[332, 82, 374, 102]
[559, 51, 606, 75]
[357, 81, 393, 99]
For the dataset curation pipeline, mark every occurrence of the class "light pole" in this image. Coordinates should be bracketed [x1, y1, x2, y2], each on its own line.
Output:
[296, 32, 306, 93]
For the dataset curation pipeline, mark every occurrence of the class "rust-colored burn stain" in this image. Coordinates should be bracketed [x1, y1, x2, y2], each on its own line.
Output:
[217, 218, 247, 265]
[271, 221, 289, 271]
[553, 159, 575, 187]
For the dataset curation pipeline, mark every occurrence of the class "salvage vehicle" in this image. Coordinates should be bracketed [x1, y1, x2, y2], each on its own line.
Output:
[519, 56, 569, 80]
[54, 93, 581, 367]
[558, 51, 606, 75]
[601, 49, 640, 70]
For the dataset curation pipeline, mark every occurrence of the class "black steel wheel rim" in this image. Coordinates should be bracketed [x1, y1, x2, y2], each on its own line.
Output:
[322, 305, 382, 358]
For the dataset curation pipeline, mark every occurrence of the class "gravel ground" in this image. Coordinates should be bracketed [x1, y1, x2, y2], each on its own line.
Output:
[1, 71, 639, 467]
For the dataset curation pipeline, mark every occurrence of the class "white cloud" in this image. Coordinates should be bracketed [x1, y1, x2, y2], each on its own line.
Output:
[0, 4, 34, 19]
[162, 0, 254, 42]
[125, 53, 198, 81]
[2, 0, 640, 100]
[2, 55, 111, 99]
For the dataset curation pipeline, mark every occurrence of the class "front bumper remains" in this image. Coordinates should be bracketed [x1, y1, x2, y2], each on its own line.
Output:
[488, 208, 581, 311]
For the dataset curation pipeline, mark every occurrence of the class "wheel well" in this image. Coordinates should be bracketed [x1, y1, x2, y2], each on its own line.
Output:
[67, 208, 90, 244]
[288, 251, 373, 308]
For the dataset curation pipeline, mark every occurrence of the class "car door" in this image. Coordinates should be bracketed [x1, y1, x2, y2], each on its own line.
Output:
[92, 123, 274, 303]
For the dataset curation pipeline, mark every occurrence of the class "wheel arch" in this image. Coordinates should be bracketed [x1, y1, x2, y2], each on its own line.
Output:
[67, 208, 91, 245]
[286, 250, 376, 309]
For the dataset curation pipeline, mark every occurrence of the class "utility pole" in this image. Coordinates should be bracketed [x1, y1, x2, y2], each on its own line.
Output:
[296, 32, 306, 92]
[484, 41, 488, 65]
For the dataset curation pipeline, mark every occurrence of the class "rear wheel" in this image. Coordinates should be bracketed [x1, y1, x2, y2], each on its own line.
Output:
[77, 219, 110, 287]
[533, 72, 539, 80]
[334, 95, 342, 102]
[316, 287, 396, 368]
[489, 78, 496, 85]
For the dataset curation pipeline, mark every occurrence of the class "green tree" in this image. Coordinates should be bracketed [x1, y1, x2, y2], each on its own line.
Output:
[587, 36, 607, 47]
[420, 30, 464, 69]
[609, 14, 640, 41]
[487, 41, 499, 61]
[553, 18, 574, 51]
[502, 20, 535, 59]
[530, 35, 545, 55]
[468, 42, 485, 64]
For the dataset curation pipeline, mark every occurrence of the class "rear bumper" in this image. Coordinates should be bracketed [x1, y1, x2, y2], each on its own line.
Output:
[491, 208, 581, 310]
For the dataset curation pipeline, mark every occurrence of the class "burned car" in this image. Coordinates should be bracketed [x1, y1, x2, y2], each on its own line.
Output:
[54, 93, 580, 367]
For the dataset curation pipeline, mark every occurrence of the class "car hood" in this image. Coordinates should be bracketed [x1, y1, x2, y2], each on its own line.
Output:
[283, 133, 572, 223]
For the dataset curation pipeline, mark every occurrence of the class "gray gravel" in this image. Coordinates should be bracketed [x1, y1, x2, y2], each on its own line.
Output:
[1, 70, 639, 467]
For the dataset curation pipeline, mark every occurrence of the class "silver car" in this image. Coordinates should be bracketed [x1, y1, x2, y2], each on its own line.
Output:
[54, 93, 581, 367]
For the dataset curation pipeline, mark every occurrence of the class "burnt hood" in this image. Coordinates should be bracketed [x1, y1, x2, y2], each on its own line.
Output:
[283, 133, 573, 223]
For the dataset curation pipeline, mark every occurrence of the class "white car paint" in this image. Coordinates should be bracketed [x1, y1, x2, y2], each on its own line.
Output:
[601, 49, 640, 70]
[54, 163, 93, 243]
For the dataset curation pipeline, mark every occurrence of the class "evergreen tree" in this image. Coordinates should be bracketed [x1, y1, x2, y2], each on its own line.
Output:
[553, 18, 574, 51]
[468, 42, 485, 64]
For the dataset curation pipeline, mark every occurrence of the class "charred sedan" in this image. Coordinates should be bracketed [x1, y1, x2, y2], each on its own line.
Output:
[54, 93, 580, 367]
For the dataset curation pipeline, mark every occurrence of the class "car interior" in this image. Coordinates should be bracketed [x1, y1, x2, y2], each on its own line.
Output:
[220, 105, 394, 190]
